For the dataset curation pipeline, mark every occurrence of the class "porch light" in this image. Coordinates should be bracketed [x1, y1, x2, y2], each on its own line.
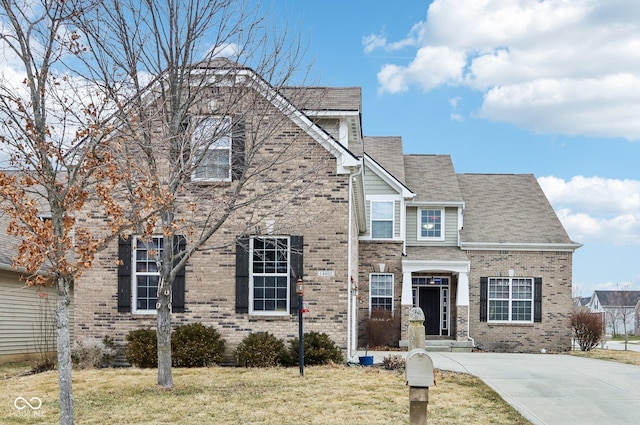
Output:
[297, 278, 304, 296]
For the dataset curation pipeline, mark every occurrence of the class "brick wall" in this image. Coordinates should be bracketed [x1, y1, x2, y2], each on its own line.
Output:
[356, 240, 404, 347]
[466, 250, 573, 353]
[74, 95, 353, 357]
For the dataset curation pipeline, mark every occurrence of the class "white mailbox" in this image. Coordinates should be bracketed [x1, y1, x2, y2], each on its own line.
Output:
[405, 348, 434, 388]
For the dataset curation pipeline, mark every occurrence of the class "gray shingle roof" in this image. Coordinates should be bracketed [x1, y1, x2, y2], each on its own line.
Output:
[364, 137, 406, 184]
[457, 174, 575, 244]
[405, 246, 469, 262]
[404, 155, 464, 203]
[279, 87, 361, 112]
[593, 290, 640, 308]
[0, 214, 19, 268]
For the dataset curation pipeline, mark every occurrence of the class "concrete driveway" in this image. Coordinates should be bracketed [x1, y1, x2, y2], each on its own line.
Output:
[428, 352, 640, 425]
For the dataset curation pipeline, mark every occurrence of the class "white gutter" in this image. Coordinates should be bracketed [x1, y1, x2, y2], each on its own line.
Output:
[461, 242, 582, 251]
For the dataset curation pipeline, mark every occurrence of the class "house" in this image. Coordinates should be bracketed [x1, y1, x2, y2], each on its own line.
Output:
[0, 227, 59, 363]
[70, 61, 579, 357]
[587, 290, 640, 336]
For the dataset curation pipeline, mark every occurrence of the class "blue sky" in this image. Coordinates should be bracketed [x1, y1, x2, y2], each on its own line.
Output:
[281, 0, 640, 297]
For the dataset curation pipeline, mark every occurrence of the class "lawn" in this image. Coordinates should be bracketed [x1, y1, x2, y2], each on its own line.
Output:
[569, 348, 640, 366]
[2, 364, 531, 425]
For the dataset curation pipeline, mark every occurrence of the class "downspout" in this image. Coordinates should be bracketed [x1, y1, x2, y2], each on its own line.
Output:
[347, 170, 353, 360]
[347, 164, 363, 361]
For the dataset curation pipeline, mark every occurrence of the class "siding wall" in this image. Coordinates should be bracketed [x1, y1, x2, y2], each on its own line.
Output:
[0, 271, 73, 362]
[406, 206, 458, 246]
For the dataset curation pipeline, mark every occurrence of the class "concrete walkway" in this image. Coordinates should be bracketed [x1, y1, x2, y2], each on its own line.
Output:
[356, 351, 640, 425]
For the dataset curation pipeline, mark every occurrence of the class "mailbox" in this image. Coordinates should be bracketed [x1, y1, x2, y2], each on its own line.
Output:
[405, 349, 434, 388]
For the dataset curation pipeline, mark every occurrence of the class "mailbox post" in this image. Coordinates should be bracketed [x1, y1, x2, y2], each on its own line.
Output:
[406, 307, 434, 425]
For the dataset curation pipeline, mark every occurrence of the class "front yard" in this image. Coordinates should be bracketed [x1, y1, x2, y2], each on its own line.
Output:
[2, 364, 530, 425]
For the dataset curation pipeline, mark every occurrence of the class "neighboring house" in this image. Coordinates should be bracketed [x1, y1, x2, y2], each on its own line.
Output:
[67, 61, 579, 356]
[587, 290, 640, 336]
[0, 226, 59, 363]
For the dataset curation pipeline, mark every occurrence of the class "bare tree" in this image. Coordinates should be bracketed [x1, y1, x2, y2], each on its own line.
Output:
[607, 284, 638, 350]
[0, 1, 154, 423]
[75, 0, 326, 389]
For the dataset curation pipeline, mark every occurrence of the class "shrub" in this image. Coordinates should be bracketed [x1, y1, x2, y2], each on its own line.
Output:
[364, 310, 400, 348]
[282, 331, 343, 366]
[172, 323, 226, 367]
[381, 354, 406, 371]
[235, 332, 286, 367]
[72, 336, 117, 369]
[126, 328, 158, 368]
[572, 308, 604, 351]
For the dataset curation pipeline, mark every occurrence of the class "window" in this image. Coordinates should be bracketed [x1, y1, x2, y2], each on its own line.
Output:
[418, 208, 443, 240]
[371, 201, 394, 239]
[488, 277, 533, 322]
[370, 274, 393, 311]
[192, 116, 232, 181]
[235, 236, 302, 315]
[133, 236, 163, 313]
[251, 237, 290, 314]
[117, 235, 186, 314]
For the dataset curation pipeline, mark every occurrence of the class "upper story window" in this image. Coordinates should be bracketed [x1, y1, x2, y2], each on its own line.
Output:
[418, 208, 443, 240]
[488, 277, 533, 322]
[371, 201, 394, 239]
[370, 273, 393, 312]
[192, 116, 232, 182]
[133, 236, 163, 313]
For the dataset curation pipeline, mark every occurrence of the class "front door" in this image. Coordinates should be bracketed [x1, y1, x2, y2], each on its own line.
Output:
[413, 276, 450, 336]
[420, 287, 440, 335]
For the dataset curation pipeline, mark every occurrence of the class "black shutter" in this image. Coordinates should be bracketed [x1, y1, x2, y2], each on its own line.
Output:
[533, 277, 542, 323]
[231, 119, 246, 181]
[289, 236, 304, 314]
[235, 237, 250, 313]
[479, 277, 488, 322]
[172, 235, 187, 313]
[117, 236, 132, 313]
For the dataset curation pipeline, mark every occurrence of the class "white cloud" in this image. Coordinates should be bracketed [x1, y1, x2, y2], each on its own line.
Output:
[539, 176, 640, 245]
[370, 0, 640, 140]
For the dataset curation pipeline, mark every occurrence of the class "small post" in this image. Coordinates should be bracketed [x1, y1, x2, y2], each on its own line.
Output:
[297, 278, 304, 377]
[407, 307, 431, 425]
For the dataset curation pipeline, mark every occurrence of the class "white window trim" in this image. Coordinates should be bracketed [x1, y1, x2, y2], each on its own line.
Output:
[131, 235, 163, 315]
[249, 236, 290, 316]
[191, 116, 232, 183]
[369, 273, 394, 313]
[487, 277, 534, 323]
[417, 208, 445, 241]
[370, 199, 395, 240]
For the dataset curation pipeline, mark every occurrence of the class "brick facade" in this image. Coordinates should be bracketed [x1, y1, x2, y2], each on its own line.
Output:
[466, 250, 573, 352]
[356, 240, 403, 347]
[74, 96, 355, 356]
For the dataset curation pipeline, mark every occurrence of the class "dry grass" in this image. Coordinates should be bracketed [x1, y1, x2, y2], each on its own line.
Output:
[569, 348, 640, 366]
[2, 365, 530, 425]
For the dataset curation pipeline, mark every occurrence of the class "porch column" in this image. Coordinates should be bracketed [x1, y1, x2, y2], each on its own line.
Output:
[400, 271, 413, 344]
[402, 271, 413, 306]
[456, 271, 470, 341]
[457, 271, 469, 306]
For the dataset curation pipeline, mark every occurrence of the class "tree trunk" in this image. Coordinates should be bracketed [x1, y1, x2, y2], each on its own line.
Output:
[157, 277, 173, 389]
[56, 276, 74, 425]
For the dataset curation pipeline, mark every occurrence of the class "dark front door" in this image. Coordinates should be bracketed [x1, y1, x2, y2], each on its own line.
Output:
[419, 287, 440, 335]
